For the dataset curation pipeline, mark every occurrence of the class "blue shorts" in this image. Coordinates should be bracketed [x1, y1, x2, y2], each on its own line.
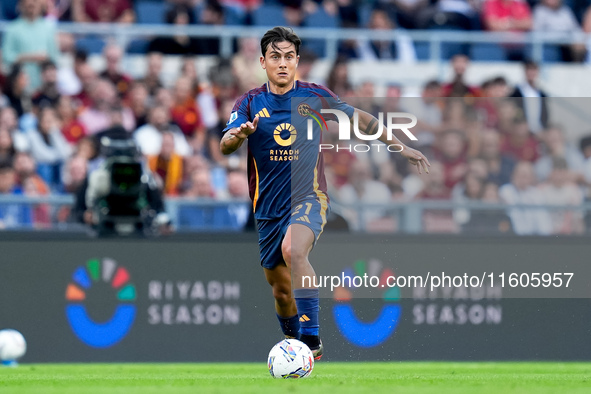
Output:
[257, 196, 329, 269]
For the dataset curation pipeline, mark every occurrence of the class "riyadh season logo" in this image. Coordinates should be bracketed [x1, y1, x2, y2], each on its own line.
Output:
[65, 258, 136, 348]
[332, 259, 401, 348]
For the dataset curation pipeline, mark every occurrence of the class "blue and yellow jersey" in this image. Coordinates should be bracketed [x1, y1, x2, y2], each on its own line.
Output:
[223, 81, 354, 220]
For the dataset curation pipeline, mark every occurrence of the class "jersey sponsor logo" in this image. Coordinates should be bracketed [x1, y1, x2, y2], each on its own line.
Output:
[256, 108, 270, 118]
[273, 123, 297, 147]
[227, 111, 238, 125]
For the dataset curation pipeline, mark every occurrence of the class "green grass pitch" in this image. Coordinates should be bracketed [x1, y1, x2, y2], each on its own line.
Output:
[1, 363, 590, 394]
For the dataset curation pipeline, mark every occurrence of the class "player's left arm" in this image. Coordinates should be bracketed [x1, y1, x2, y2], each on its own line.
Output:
[353, 109, 430, 174]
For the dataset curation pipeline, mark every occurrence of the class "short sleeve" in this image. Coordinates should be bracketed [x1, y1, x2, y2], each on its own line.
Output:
[315, 85, 355, 119]
[222, 93, 251, 133]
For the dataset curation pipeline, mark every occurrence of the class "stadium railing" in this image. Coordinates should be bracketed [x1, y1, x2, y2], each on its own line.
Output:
[2, 194, 589, 235]
[0, 22, 587, 62]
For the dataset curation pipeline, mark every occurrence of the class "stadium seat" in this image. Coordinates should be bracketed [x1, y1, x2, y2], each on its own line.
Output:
[127, 39, 150, 54]
[303, 8, 339, 57]
[224, 6, 247, 26]
[1, 0, 18, 20]
[136, 1, 166, 24]
[542, 45, 562, 63]
[252, 5, 286, 27]
[359, 4, 373, 28]
[524, 44, 563, 63]
[414, 42, 431, 61]
[470, 43, 507, 61]
[427, 25, 469, 60]
[76, 37, 106, 55]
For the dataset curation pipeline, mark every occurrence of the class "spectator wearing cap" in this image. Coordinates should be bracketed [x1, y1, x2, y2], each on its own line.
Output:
[2, 0, 59, 93]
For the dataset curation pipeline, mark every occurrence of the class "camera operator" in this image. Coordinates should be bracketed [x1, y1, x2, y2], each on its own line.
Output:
[72, 107, 171, 237]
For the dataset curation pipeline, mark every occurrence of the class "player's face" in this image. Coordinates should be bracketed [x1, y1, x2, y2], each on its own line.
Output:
[260, 41, 299, 88]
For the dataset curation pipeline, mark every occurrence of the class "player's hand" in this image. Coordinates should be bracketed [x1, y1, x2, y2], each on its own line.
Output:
[230, 116, 259, 140]
[401, 146, 431, 175]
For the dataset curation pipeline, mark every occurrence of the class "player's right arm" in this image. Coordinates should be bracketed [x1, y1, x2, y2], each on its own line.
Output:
[220, 116, 259, 155]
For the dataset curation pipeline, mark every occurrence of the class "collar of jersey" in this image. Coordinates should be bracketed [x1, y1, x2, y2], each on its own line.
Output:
[266, 80, 298, 99]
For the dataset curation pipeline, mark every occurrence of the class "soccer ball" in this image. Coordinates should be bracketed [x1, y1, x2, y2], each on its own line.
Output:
[0, 329, 27, 364]
[267, 339, 314, 379]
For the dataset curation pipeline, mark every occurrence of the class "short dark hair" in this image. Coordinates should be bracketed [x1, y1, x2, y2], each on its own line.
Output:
[580, 135, 591, 152]
[40, 60, 56, 72]
[0, 160, 13, 172]
[260, 26, 301, 56]
[523, 60, 539, 70]
[424, 79, 441, 90]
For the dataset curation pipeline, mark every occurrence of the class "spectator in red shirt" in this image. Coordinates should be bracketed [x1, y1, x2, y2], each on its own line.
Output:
[57, 95, 87, 144]
[441, 54, 481, 98]
[434, 129, 468, 189]
[482, 0, 532, 60]
[483, 0, 533, 32]
[100, 44, 132, 100]
[71, 62, 97, 109]
[170, 76, 203, 141]
[73, 0, 135, 23]
[501, 118, 540, 162]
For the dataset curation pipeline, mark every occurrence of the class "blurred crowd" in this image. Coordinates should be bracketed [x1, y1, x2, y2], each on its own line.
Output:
[329, 55, 591, 235]
[1, 0, 591, 234]
[2, 0, 591, 62]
